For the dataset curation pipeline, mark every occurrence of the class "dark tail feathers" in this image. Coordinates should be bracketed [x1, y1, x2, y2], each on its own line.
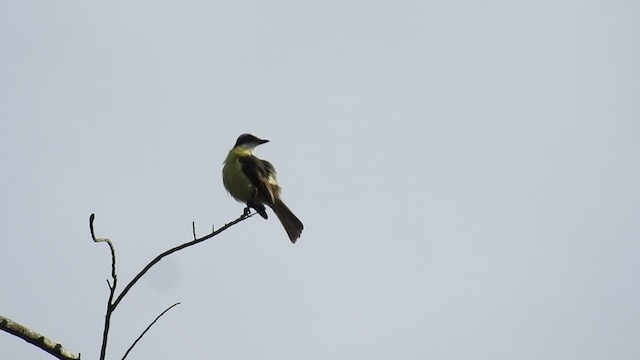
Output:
[271, 199, 303, 243]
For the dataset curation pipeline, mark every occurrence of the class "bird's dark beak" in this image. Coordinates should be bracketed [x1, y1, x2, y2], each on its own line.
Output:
[259, 139, 270, 144]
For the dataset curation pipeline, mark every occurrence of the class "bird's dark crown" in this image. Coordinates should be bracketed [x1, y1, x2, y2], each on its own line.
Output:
[234, 133, 269, 148]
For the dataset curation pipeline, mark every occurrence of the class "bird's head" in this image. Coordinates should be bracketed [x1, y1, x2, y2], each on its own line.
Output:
[233, 133, 269, 149]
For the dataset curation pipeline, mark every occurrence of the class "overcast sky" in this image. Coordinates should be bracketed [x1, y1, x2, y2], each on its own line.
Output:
[1, 1, 639, 359]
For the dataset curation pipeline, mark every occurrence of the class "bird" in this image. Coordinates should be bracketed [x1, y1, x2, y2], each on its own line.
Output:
[222, 133, 304, 243]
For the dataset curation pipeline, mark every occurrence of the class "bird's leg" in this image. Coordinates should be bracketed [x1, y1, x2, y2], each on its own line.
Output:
[243, 188, 260, 217]
[246, 188, 269, 219]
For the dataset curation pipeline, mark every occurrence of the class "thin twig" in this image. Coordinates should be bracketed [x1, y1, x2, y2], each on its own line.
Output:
[90, 214, 117, 282]
[111, 211, 254, 309]
[100, 285, 116, 360]
[121, 303, 181, 360]
[192, 222, 196, 240]
[90, 213, 118, 360]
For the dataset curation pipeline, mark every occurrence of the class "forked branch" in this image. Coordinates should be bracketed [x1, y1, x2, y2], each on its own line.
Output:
[1, 211, 252, 360]
[90, 211, 254, 360]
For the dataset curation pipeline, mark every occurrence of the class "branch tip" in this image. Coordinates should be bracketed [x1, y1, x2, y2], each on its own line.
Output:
[121, 302, 181, 360]
[90, 213, 97, 241]
[111, 212, 255, 310]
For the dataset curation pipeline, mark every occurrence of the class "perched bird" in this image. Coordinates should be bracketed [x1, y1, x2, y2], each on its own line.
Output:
[222, 133, 304, 243]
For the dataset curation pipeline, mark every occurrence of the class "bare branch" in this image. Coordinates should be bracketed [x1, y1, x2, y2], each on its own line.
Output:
[0, 315, 80, 360]
[2, 211, 254, 360]
[90, 213, 117, 283]
[90, 213, 118, 360]
[121, 303, 181, 360]
[111, 211, 254, 309]
[89, 211, 254, 360]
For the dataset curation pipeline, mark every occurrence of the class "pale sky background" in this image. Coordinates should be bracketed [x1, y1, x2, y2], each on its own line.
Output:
[1, 1, 639, 359]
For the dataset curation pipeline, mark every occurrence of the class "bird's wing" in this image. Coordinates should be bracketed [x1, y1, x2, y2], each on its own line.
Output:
[239, 155, 277, 205]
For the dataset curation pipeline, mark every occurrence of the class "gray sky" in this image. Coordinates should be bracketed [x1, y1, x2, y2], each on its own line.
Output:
[1, 1, 639, 359]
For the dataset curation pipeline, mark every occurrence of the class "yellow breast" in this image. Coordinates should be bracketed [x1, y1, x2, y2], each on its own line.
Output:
[222, 149, 255, 202]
